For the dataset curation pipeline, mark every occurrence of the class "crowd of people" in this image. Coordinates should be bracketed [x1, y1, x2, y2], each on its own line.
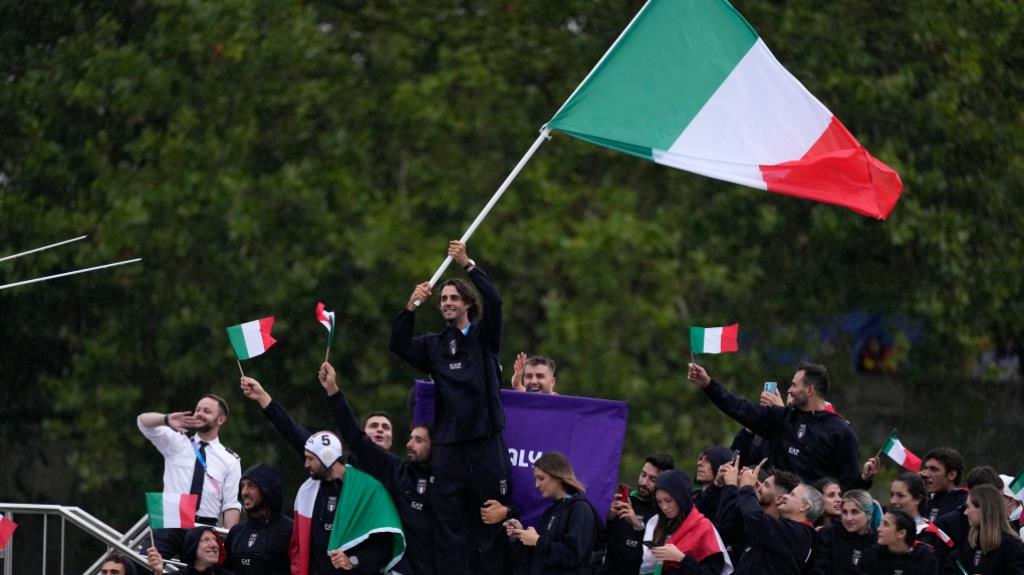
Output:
[118, 241, 1024, 575]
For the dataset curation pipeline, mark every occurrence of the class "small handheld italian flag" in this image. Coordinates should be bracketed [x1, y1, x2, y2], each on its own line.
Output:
[1008, 469, 1024, 502]
[0, 515, 17, 549]
[690, 324, 739, 354]
[145, 492, 198, 529]
[316, 302, 336, 361]
[881, 432, 922, 472]
[226, 317, 277, 361]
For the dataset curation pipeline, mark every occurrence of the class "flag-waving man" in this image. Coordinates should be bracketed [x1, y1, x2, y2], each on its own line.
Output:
[389, 240, 512, 575]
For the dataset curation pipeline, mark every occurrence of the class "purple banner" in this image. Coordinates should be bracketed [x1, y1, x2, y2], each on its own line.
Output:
[414, 381, 628, 527]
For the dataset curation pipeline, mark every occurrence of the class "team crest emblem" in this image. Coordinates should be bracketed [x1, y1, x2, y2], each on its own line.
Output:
[499, 479, 508, 496]
[327, 496, 337, 513]
[851, 550, 861, 565]
[448, 339, 458, 356]
[417, 479, 428, 494]
[797, 424, 807, 439]
[248, 533, 258, 548]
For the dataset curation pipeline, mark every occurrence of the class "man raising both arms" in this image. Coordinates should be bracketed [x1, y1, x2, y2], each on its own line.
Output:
[389, 240, 511, 575]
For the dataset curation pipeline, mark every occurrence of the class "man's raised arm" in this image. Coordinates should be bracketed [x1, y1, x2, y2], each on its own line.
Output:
[688, 362, 780, 438]
[240, 376, 310, 457]
[388, 281, 432, 371]
[318, 362, 398, 479]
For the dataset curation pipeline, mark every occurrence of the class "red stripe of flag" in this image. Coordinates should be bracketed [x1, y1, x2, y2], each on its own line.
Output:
[903, 451, 923, 472]
[759, 117, 903, 220]
[720, 324, 739, 352]
[179, 494, 198, 528]
[0, 515, 18, 548]
[258, 316, 277, 351]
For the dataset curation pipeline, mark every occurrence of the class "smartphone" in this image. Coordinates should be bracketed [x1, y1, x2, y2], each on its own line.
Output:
[616, 484, 631, 501]
[763, 381, 777, 394]
[642, 540, 656, 548]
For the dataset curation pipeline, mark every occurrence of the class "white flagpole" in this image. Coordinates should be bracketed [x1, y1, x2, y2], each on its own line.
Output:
[0, 258, 142, 291]
[0, 235, 89, 263]
[414, 128, 550, 305]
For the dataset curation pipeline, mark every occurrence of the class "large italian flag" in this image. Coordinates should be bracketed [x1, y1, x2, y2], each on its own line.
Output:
[546, 0, 902, 219]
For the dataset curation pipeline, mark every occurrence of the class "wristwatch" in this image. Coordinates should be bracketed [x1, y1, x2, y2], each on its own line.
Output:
[349, 556, 359, 567]
[464, 259, 476, 271]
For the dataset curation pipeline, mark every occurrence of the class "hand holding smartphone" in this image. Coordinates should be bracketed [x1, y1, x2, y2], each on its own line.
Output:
[763, 381, 777, 394]
[616, 483, 631, 501]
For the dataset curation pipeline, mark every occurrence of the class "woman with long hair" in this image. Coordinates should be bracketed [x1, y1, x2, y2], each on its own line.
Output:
[889, 472, 954, 565]
[639, 469, 732, 575]
[859, 509, 938, 574]
[943, 484, 1024, 574]
[506, 452, 601, 575]
[813, 477, 843, 529]
[810, 489, 881, 574]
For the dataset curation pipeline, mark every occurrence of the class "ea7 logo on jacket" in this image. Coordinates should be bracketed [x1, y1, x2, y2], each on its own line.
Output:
[449, 362, 463, 370]
[788, 446, 801, 456]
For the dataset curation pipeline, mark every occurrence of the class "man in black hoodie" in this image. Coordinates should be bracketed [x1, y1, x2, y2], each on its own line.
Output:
[318, 361, 436, 575]
[225, 464, 292, 574]
[598, 453, 675, 575]
[147, 527, 235, 574]
[688, 361, 862, 491]
[693, 446, 734, 519]
[389, 240, 511, 575]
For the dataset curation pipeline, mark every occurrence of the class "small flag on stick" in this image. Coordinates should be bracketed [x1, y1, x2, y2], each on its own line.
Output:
[226, 317, 277, 361]
[0, 515, 17, 548]
[145, 492, 198, 529]
[881, 432, 922, 471]
[316, 303, 336, 361]
[690, 324, 739, 354]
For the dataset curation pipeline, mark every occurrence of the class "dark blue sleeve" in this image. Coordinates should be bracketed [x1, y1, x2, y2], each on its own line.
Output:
[468, 265, 502, 353]
[713, 485, 745, 552]
[808, 526, 834, 575]
[941, 549, 962, 575]
[261, 399, 311, 458]
[1002, 535, 1024, 575]
[349, 532, 393, 573]
[832, 423, 863, 492]
[702, 380, 784, 439]
[389, 310, 432, 372]
[537, 502, 597, 568]
[664, 552, 726, 575]
[327, 392, 401, 482]
[735, 485, 799, 556]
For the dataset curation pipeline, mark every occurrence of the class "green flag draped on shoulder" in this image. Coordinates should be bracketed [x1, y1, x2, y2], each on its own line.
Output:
[546, 0, 902, 219]
[328, 466, 405, 571]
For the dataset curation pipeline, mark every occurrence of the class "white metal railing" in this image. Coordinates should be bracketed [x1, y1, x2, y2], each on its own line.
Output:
[0, 503, 200, 574]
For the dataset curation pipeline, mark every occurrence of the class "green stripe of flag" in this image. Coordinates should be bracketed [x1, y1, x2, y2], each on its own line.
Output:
[690, 327, 708, 353]
[548, 0, 758, 152]
[145, 492, 166, 528]
[226, 324, 253, 360]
